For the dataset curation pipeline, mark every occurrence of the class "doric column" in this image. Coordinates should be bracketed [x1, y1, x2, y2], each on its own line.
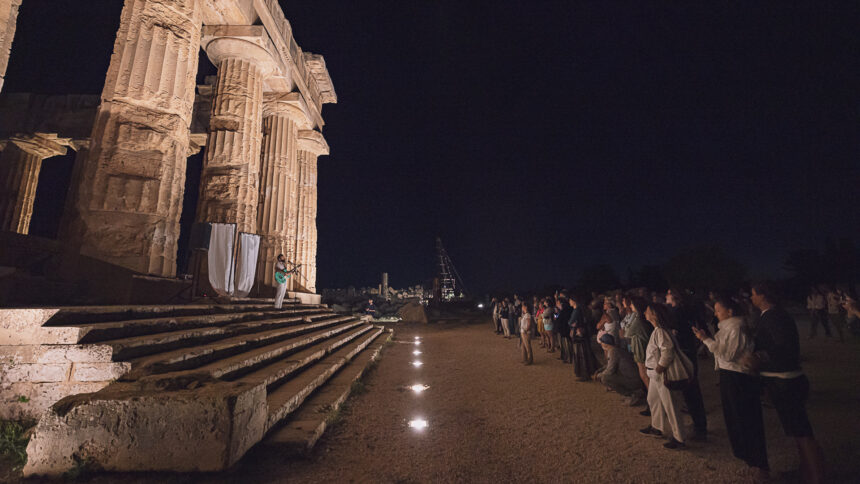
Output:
[255, 92, 311, 291]
[295, 130, 328, 292]
[0, 134, 67, 234]
[0, 0, 22, 93]
[65, 0, 203, 277]
[196, 29, 276, 234]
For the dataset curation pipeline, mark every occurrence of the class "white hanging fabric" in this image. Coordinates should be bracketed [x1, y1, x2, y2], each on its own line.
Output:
[208, 223, 235, 296]
[233, 232, 260, 298]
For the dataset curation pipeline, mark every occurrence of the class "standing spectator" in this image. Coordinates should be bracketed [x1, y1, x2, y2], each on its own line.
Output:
[556, 294, 574, 363]
[639, 303, 691, 450]
[826, 288, 845, 342]
[491, 297, 501, 334]
[747, 282, 825, 484]
[593, 334, 645, 405]
[500, 300, 512, 339]
[542, 299, 556, 352]
[623, 297, 652, 395]
[808, 287, 829, 339]
[693, 297, 769, 480]
[519, 302, 534, 364]
[570, 296, 600, 381]
[666, 288, 708, 441]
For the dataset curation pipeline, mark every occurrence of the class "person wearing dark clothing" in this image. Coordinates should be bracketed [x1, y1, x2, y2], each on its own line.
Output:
[555, 296, 574, 363]
[365, 299, 377, 318]
[666, 289, 708, 441]
[570, 297, 600, 381]
[748, 282, 824, 484]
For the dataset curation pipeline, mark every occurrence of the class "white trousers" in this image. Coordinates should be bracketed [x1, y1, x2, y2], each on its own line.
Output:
[647, 373, 686, 442]
[501, 318, 511, 337]
[274, 283, 287, 308]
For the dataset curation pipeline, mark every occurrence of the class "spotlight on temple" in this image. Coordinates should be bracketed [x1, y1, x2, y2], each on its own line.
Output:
[408, 418, 429, 430]
[410, 384, 429, 394]
[412, 360, 423, 368]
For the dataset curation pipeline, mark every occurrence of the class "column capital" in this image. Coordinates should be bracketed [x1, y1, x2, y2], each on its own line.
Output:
[263, 92, 313, 129]
[8, 133, 69, 159]
[297, 130, 329, 156]
[202, 26, 280, 78]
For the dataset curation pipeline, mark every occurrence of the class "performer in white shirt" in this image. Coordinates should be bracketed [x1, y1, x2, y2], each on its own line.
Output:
[274, 254, 289, 309]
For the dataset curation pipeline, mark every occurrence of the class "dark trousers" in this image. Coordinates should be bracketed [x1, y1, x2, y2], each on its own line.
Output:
[810, 309, 831, 337]
[682, 349, 708, 434]
[558, 334, 572, 362]
[720, 370, 769, 469]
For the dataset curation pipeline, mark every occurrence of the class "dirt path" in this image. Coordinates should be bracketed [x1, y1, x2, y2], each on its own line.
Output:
[209, 316, 860, 484]
[22, 315, 860, 483]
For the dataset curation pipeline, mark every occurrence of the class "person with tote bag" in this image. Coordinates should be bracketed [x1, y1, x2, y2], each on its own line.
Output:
[638, 303, 693, 450]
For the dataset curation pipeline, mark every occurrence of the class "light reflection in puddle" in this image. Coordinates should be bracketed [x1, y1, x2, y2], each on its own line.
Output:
[408, 418, 428, 430]
[412, 360, 423, 367]
[410, 384, 429, 394]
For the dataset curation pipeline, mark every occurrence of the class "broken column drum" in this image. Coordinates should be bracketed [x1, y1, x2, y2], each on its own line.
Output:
[65, 0, 204, 277]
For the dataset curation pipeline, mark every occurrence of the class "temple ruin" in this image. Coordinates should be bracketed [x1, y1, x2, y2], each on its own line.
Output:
[0, 0, 391, 477]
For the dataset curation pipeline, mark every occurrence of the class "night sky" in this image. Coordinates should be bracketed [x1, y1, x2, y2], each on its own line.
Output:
[5, 1, 860, 294]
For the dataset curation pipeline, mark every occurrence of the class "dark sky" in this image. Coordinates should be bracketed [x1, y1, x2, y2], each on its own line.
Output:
[5, 1, 860, 293]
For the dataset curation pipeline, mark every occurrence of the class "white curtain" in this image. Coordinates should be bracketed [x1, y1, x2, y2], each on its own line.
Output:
[233, 232, 260, 298]
[208, 223, 235, 296]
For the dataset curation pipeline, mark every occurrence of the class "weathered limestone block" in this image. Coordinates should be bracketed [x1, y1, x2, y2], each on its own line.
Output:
[66, 0, 204, 277]
[294, 130, 327, 292]
[0, 134, 68, 234]
[0, 381, 107, 421]
[71, 362, 132, 382]
[0, 0, 22, 93]
[256, 92, 312, 291]
[197, 30, 276, 234]
[24, 381, 267, 476]
[0, 363, 70, 383]
[0, 309, 83, 345]
[2, 344, 114, 364]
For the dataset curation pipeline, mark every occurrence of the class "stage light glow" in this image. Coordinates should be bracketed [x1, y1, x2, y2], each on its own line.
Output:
[413, 341, 421, 346]
[410, 384, 429, 394]
[413, 350, 421, 356]
[412, 360, 423, 367]
[409, 418, 428, 430]
[477, 303, 484, 309]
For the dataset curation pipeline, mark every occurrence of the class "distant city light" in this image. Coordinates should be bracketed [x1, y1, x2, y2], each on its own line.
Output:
[410, 384, 429, 394]
[412, 360, 423, 368]
[409, 418, 429, 430]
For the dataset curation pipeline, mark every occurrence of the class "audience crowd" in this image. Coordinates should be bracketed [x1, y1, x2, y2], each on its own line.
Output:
[489, 282, 858, 483]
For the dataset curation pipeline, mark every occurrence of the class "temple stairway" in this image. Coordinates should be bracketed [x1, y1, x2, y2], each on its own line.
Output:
[0, 300, 391, 476]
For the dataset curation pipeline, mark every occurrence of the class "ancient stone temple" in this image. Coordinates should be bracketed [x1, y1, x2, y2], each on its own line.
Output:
[0, 0, 335, 301]
[0, 1, 389, 478]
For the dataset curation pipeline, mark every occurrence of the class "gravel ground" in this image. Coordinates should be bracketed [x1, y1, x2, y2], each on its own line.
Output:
[13, 314, 860, 483]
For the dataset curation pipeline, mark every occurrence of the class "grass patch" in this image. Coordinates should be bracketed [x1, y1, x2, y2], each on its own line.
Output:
[350, 380, 367, 396]
[0, 419, 35, 471]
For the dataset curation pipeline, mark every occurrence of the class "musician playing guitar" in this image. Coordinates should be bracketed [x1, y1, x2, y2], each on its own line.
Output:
[274, 254, 290, 308]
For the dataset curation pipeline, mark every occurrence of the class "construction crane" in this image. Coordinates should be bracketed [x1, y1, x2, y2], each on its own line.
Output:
[435, 237, 467, 301]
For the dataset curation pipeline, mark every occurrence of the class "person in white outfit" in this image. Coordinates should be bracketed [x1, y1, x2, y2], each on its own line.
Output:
[274, 254, 288, 309]
[639, 303, 688, 450]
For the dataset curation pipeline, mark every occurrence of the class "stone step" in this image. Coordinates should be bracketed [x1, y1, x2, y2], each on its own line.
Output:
[263, 329, 390, 453]
[237, 324, 374, 389]
[131, 319, 367, 389]
[38, 302, 303, 326]
[265, 326, 385, 430]
[123, 316, 363, 380]
[71, 308, 329, 343]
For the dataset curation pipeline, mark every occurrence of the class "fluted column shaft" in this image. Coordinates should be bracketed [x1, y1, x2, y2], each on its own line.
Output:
[0, 0, 22, 93]
[0, 135, 67, 234]
[294, 130, 327, 292]
[66, 0, 203, 276]
[196, 56, 264, 233]
[255, 110, 299, 288]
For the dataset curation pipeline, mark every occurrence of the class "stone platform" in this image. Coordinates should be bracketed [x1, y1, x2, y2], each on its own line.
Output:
[0, 300, 390, 476]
